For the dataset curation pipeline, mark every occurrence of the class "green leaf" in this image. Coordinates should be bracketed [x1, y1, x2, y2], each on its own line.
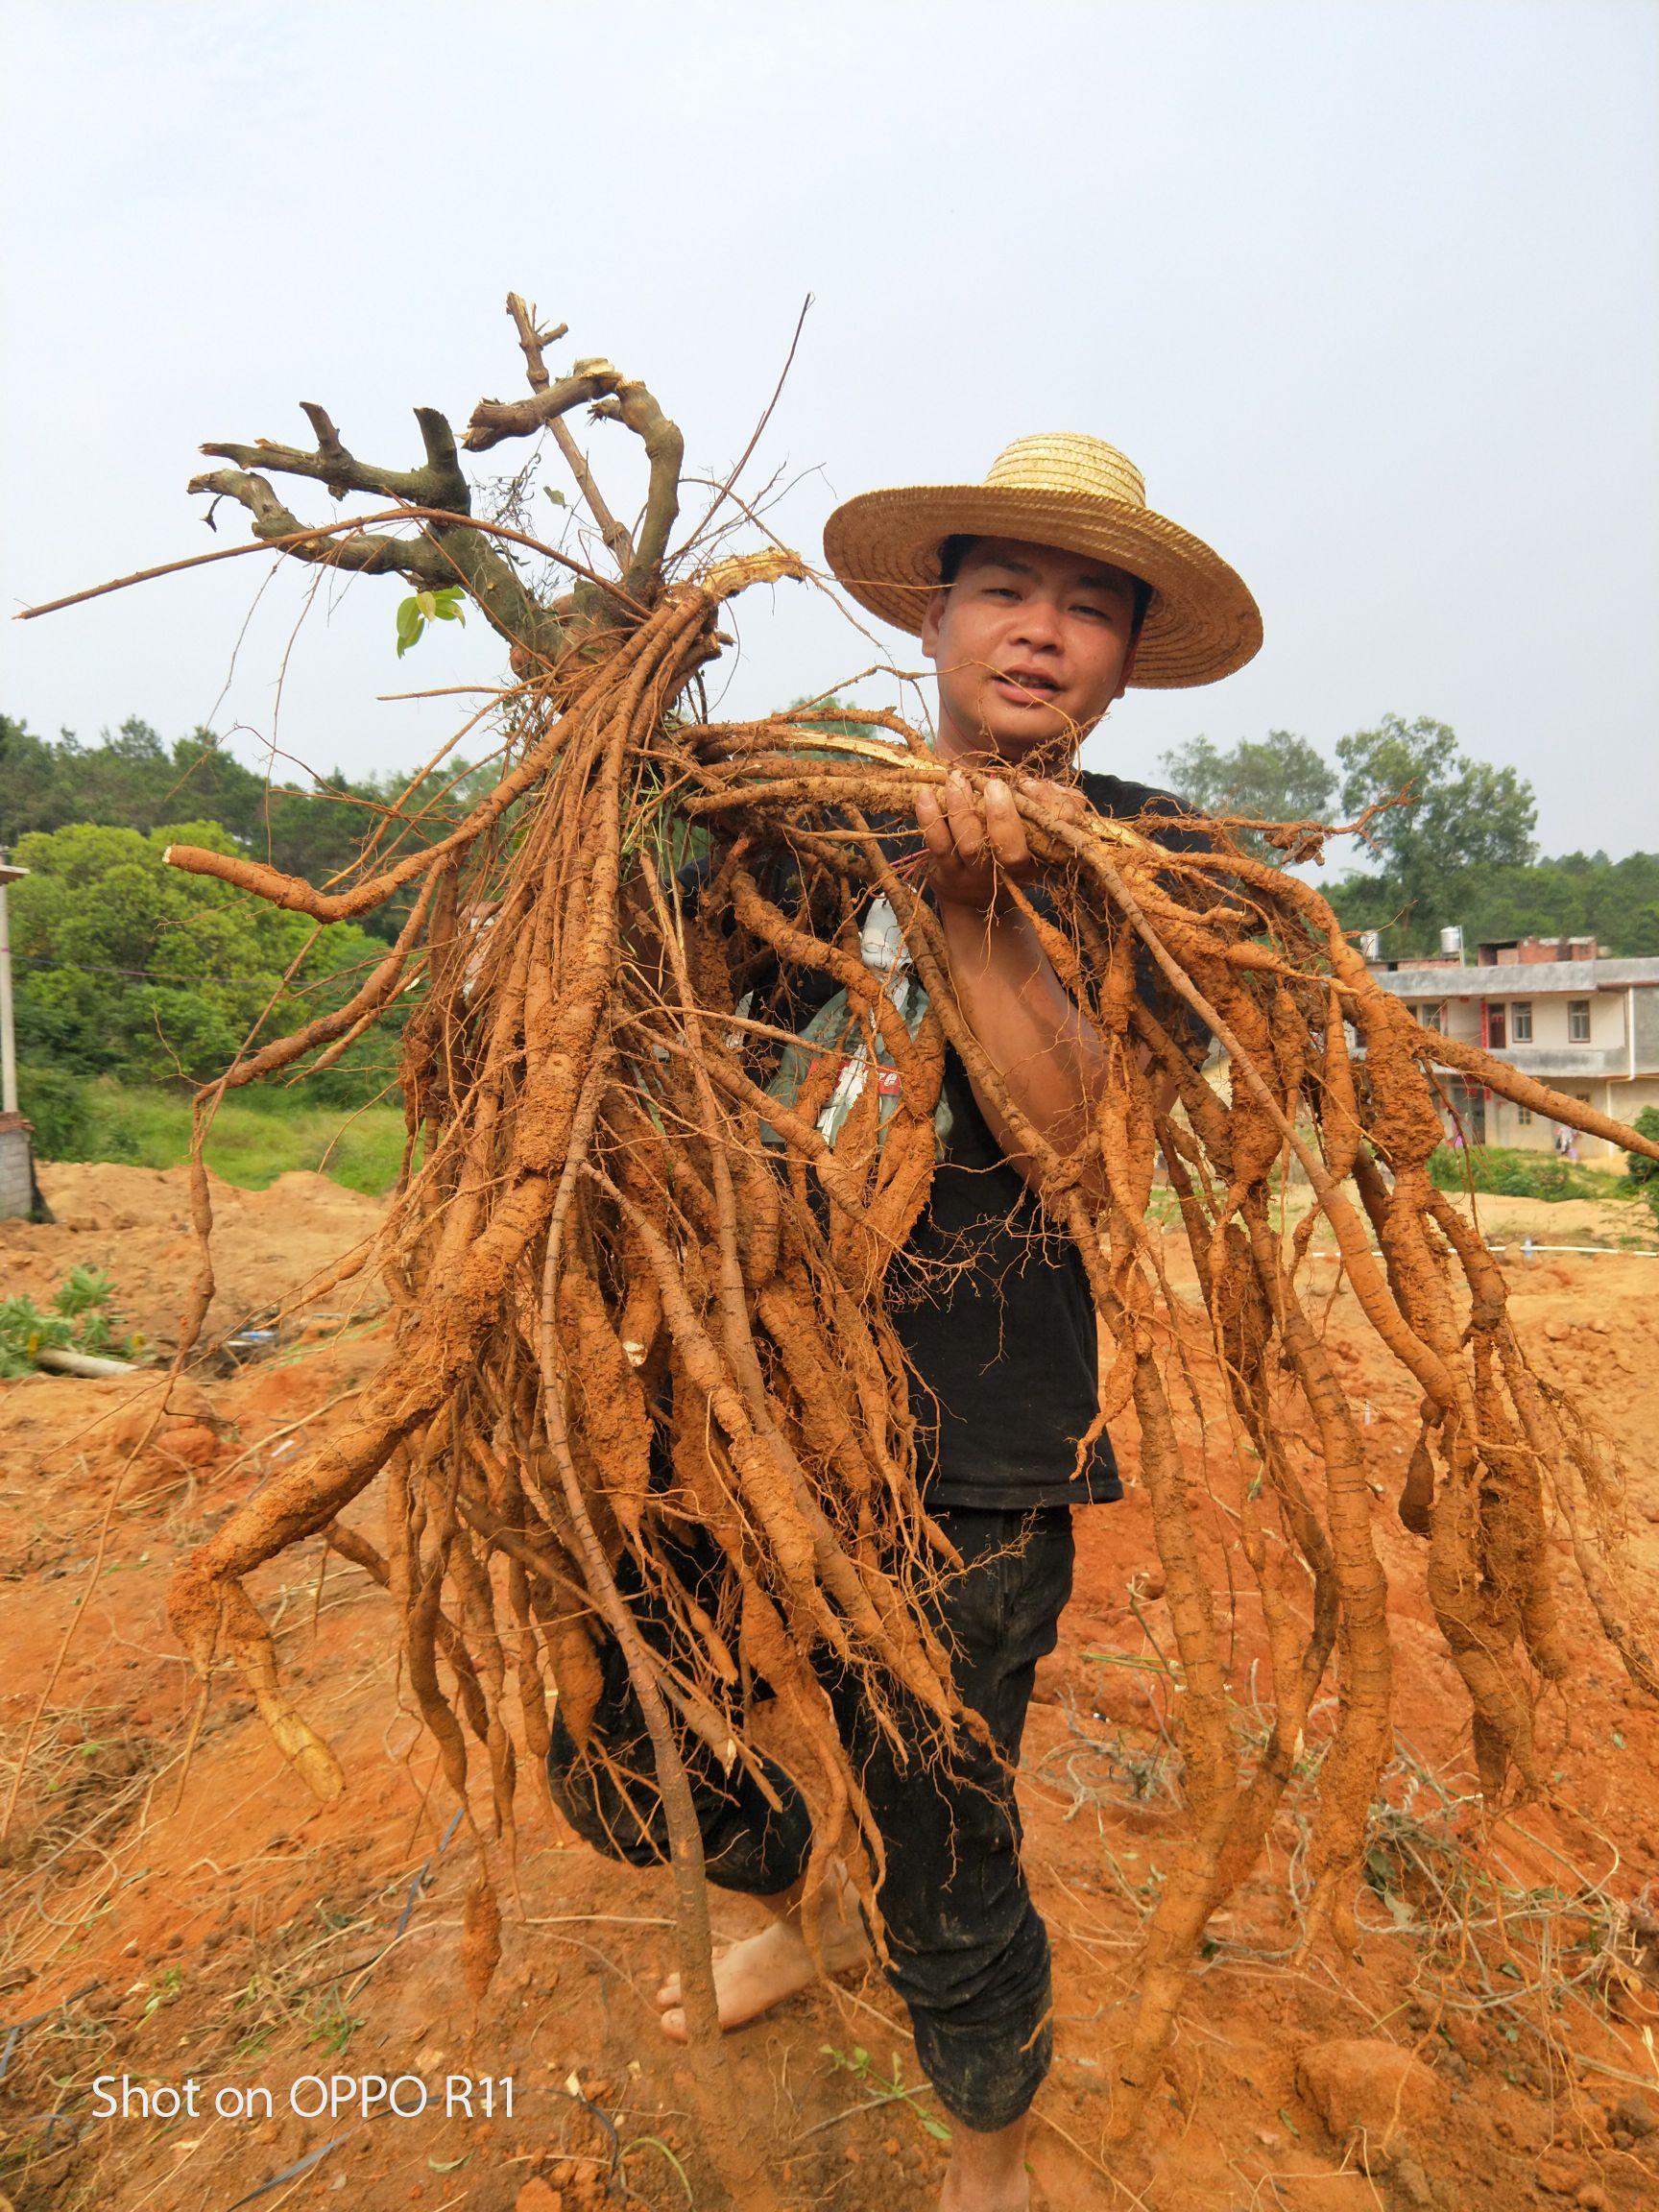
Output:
[427, 2153, 471, 2173]
[54, 1264, 115, 1316]
[545, 487, 566, 507]
[395, 597, 426, 659]
[415, 590, 437, 619]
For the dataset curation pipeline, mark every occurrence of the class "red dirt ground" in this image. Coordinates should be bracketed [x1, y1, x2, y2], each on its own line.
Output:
[3, 1165, 1658, 2212]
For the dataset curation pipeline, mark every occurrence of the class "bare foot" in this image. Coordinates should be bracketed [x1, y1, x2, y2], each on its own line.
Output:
[656, 1873, 870, 2040]
[939, 2112, 1029, 2212]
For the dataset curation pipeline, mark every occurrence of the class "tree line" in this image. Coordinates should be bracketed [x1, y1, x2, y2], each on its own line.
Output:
[1160, 714, 1658, 959]
[0, 712, 498, 946]
[3, 708, 1653, 1113]
[0, 711, 510, 1106]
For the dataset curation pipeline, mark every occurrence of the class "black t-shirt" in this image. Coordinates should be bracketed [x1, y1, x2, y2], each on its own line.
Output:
[886, 771, 1206, 1510]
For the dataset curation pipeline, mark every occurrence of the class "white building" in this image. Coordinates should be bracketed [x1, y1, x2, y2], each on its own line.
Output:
[1366, 938, 1659, 1159]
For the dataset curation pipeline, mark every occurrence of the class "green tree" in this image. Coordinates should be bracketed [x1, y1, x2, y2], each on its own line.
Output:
[1, 714, 507, 946]
[1333, 714, 1536, 950]
[10, 819, 390, 1089]
[1158, 732, 1336, 855]
[1449, 851, 1659, 958]
[0, 713, 81, 839]
[2, 712, 267, 844]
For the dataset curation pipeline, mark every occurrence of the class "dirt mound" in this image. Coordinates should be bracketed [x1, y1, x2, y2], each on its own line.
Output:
[6, 1162, 387, 1353]
[1447, 1188, 1656, 1251]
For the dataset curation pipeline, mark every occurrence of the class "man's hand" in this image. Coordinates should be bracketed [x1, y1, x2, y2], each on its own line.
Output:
[911, 768, 1104, 1193]
[913, 771, 1086, 912]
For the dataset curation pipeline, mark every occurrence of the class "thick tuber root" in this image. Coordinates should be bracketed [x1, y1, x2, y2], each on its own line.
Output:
[152, 308, 1659, 2158]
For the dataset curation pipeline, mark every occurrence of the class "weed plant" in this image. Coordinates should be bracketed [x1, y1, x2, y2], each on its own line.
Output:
[0, 1266, 139, 1376]
[1426, 1142, 1629, 1204]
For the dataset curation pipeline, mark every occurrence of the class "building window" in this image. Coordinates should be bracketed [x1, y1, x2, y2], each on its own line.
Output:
[1511, 1001, 1532, 1042]
[1416, 1000, 1444, 1034]
[1518, 1105, 1533, 1126]
[1486, 1003, 1507, 1048]
[1568, 999, 1591, 1042]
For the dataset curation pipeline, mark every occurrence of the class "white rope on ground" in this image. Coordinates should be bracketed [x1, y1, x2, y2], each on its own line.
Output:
[1303, 1242, 1659, 1261]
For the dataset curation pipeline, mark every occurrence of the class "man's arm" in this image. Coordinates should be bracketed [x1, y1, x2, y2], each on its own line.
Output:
[915, 772, 1174, 1193]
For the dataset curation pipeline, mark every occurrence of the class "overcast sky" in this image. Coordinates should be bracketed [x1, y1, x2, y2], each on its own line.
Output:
[3, 0, 1654, 865]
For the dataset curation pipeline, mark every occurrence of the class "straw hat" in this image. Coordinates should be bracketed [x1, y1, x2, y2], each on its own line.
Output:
[822, 432, 1262, 689]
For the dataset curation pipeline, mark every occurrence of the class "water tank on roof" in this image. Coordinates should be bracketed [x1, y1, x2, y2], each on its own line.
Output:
[1438, 926, 1464, 960]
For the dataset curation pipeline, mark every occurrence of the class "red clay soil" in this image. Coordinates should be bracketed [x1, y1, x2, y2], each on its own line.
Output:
[0, 1163, 389, 1356]
[3, 1166, 1658, 2211]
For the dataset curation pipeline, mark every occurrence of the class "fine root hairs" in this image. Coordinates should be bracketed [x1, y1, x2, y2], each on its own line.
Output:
[140, 304, 1659, 2161]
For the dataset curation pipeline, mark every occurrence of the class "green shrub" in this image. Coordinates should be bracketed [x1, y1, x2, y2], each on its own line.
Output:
[1426, 1143, 1605, 1203]
[15, 1065, 96, 1158]
[20, 1075, 405, 1197]
[1626, 1106, 1659, 1189]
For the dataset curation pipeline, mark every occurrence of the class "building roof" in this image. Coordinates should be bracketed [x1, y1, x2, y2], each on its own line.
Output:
[1369, 957, 1659, 998]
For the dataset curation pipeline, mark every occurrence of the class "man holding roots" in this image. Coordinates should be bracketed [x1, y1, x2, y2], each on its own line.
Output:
[547, 434, 1262, 2210]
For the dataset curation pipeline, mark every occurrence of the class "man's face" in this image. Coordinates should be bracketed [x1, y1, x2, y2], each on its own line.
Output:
[919, 536, 1141, 764]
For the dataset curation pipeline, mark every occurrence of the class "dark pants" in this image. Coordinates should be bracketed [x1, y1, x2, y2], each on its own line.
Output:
[546, 1505, 1074, 2133]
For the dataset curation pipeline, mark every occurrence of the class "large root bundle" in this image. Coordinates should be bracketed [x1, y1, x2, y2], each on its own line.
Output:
[124, 301, 1659, 2141]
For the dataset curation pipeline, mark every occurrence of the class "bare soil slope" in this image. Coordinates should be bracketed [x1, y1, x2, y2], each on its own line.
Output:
[3, 1168, 1657, 2211]
[5, 1163, 389, 1354]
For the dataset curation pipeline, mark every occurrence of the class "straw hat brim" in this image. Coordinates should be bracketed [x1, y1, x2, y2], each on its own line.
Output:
[822, 484, 1262, 689]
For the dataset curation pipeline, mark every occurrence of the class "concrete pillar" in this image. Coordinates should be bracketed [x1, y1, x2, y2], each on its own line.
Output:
[0, 1113, 34, 1221]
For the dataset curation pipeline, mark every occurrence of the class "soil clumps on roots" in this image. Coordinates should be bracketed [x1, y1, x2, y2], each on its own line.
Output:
[14, 299, 1659, 2203]
[165, 623, 1659, 2137]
